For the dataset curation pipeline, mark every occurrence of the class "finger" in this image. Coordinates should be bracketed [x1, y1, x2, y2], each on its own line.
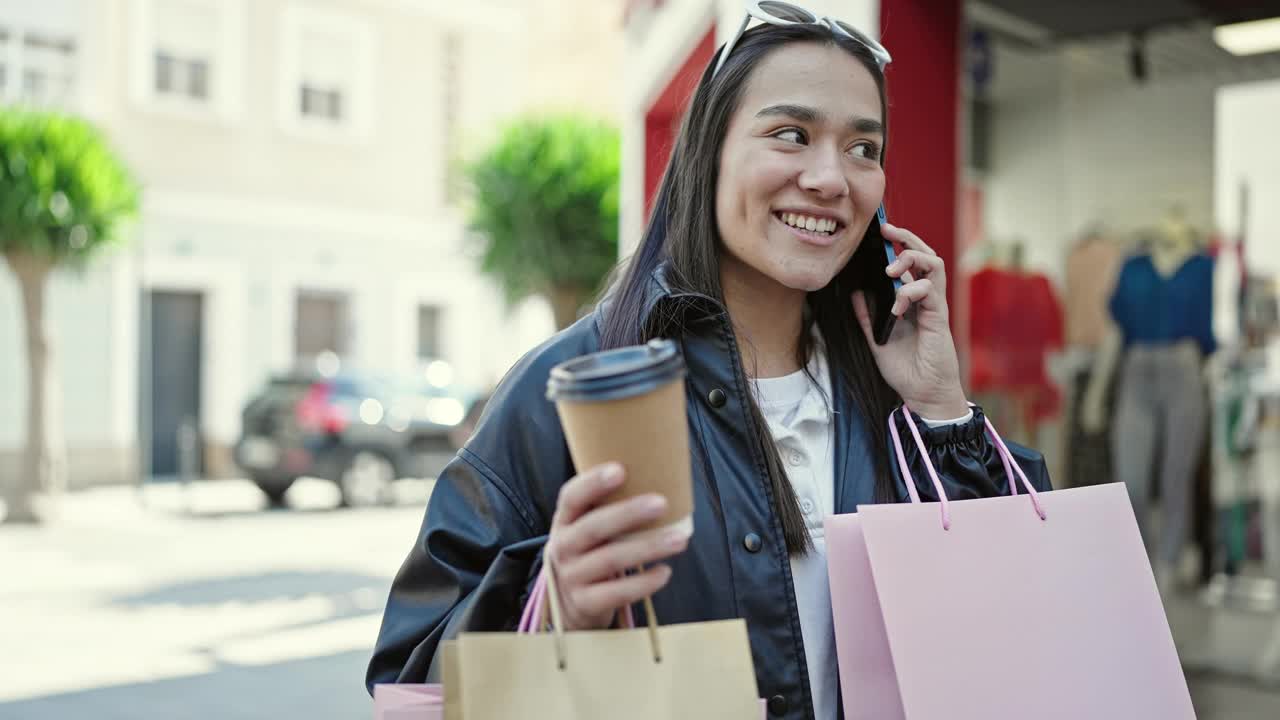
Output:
[887, 249, 946, 292]
[890, 278, 937, 317]
[569, 564, 673, 620]
[559, 523, 690, 588]
[882, 222, 937, 256]
[552, 463, 625, 530]
[553, 493, 669, 561]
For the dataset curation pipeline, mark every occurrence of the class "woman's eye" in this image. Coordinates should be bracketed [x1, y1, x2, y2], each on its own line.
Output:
[772, 128, 807, 144]
[850, 142, 881, 160]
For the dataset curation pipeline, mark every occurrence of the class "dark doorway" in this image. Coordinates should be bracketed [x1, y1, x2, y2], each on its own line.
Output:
[295, 291, 349, 360]
[142, 290, 204, 477]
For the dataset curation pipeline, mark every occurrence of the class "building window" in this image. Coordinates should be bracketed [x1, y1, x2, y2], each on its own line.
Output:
[0, 27, 77, 107]
[299, 83, 342, 121]
[154, 51, 209, 100]
[417, 305, 443, 361]
[295, 291, 350, 359]
[131, 0, 245, 120]
[279, 4, 373, 139]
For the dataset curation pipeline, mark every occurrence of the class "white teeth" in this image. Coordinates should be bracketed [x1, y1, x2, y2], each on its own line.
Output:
[780, 213, 837, 234]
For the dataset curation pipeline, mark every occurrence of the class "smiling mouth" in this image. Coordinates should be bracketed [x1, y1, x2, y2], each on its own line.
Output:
[773, 211, 844, 238]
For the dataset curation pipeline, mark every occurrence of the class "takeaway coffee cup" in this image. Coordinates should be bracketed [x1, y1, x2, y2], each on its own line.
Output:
[546, 339, 693, 536]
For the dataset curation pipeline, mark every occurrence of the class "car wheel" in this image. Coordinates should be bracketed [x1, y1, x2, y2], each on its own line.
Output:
[338, 450, 397, 508]
[252, 475, 296, 508]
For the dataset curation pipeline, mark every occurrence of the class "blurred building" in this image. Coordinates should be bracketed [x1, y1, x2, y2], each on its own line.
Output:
[0, 0, 625, 485]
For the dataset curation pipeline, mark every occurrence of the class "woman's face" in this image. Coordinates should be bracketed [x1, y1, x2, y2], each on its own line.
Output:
[715, 42, 886, 294]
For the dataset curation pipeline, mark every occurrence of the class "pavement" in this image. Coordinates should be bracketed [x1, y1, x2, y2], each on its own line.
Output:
[1, 478, 1279, 719]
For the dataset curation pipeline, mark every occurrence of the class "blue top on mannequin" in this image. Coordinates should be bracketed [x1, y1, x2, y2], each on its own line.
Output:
[1109, 252, 1216, 356]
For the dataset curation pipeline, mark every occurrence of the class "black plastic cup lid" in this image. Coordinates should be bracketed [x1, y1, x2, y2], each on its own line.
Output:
[546, 339, 685, 403]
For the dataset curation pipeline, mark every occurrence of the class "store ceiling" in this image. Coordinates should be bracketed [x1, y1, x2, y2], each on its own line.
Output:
[975, 0, 1280, 42]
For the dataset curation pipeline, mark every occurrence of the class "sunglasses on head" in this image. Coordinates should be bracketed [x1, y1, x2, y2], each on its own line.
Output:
[713, 1, 893, 78]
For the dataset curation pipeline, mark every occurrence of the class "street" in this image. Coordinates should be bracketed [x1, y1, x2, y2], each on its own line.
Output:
[1, 479, 429, 720]
[3, 479, 1280, 719]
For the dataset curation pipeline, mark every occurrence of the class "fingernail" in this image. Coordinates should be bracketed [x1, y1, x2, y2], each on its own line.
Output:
[602, 464, 624, 486]
[643, 494, 667, 513]
[664, 528, 690, 548]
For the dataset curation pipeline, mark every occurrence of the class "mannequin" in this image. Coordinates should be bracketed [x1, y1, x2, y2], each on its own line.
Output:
[1082, 209, 1215, 589]
[968, 239, 1062, 443]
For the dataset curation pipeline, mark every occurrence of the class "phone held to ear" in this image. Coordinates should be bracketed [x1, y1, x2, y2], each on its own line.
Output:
[840, 204, 902, 345]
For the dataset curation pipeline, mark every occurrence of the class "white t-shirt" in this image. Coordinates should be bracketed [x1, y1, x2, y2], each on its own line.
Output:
[751, 350, 971, 720]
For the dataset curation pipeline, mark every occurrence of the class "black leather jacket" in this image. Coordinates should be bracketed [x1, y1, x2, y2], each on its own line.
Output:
[367, 264, 1052, 720]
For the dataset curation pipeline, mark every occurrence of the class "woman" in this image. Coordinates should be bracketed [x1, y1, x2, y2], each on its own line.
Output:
[368, 8, 1051, 719]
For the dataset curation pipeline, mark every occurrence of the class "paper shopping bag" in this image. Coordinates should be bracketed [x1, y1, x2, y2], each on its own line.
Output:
[373, 683, 443, 720]
[826, 407, 1195, 720]
[446, 567, 761, 719]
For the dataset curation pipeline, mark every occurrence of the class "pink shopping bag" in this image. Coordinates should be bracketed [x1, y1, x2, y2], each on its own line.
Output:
[373, 683, 443, 720]
[826, 407, 1195, 720]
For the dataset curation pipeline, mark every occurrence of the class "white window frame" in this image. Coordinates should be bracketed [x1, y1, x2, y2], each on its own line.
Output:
[128, 0, 245, 123]
[277, 3, 374, 143]
[0, 24, 79, 108]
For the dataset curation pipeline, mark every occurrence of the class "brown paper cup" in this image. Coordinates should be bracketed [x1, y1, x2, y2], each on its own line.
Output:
[547, 339, 693, 535]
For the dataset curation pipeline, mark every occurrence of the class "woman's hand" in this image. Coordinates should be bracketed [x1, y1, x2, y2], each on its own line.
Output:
[545, 462, 690, 630]
[851, 222, 969, 420]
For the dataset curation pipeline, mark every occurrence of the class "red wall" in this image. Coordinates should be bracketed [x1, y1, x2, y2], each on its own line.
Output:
[643, 27, 717, 218]
[879, 0, 964, 316]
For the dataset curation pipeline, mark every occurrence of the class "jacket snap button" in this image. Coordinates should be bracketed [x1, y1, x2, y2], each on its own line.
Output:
[768, 694, 788, 715]
[743, 532, 762, 553]
[707, 388, 727, 408]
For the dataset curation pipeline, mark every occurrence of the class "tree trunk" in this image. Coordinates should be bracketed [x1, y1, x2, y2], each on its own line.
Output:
[547, 285, 585, 331]
[2, 251, 66, 524]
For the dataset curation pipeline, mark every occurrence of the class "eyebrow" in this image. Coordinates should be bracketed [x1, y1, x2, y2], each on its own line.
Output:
[754, 103, 884, 135]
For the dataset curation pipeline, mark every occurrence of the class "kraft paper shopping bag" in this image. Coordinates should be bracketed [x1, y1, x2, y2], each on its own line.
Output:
[446, 565, 761, 719]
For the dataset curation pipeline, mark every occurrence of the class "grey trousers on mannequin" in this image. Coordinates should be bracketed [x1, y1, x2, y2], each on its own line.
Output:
[1112, 342, 1207, 569]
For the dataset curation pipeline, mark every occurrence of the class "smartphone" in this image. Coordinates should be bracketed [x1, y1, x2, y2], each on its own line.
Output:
[840, 205, 902, 345]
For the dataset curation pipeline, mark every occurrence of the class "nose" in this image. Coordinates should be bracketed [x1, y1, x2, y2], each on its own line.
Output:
[798, 147, 848, 200]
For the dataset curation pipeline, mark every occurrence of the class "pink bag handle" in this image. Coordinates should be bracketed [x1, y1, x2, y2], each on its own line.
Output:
[517, 566, 636, 634]
[888, 404, 1046, 531]
[517, 559, 658, 669]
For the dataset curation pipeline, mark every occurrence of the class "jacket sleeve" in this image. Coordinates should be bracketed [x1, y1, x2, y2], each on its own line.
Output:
[365, 338, 578, 693]
[889, 404, 1052, 503]
[364, 450, 547, 692]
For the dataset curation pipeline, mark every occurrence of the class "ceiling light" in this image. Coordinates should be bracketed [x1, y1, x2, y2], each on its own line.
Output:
[1215, 17, 1280, 56]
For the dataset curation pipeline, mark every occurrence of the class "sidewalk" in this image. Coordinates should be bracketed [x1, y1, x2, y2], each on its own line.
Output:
[0, 478, 430, 720]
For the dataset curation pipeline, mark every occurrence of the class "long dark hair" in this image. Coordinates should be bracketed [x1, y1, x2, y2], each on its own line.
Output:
[600, 24, 900, 554]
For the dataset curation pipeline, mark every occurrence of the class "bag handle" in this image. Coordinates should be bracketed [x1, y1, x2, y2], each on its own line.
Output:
[517, 559, 661, 669]
[518, 568, 639, 633]
[888, 404, 1046, 530]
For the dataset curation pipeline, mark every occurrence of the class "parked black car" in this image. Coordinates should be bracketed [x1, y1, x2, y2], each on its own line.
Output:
[233, 367, 481, 507]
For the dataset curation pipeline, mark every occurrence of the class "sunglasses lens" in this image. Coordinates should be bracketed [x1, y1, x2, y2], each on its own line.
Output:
[758, 1, 816, 23]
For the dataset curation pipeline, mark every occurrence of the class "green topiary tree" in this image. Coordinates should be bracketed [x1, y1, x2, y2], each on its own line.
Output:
[0, 109, 139, 523]
[466, 114, 619, 330]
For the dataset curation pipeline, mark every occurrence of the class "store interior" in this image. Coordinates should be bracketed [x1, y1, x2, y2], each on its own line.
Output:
[959, 0, 1280, 694]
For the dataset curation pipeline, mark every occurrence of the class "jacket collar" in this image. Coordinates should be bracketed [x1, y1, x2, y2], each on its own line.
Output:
[643, 261, 727, 333]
